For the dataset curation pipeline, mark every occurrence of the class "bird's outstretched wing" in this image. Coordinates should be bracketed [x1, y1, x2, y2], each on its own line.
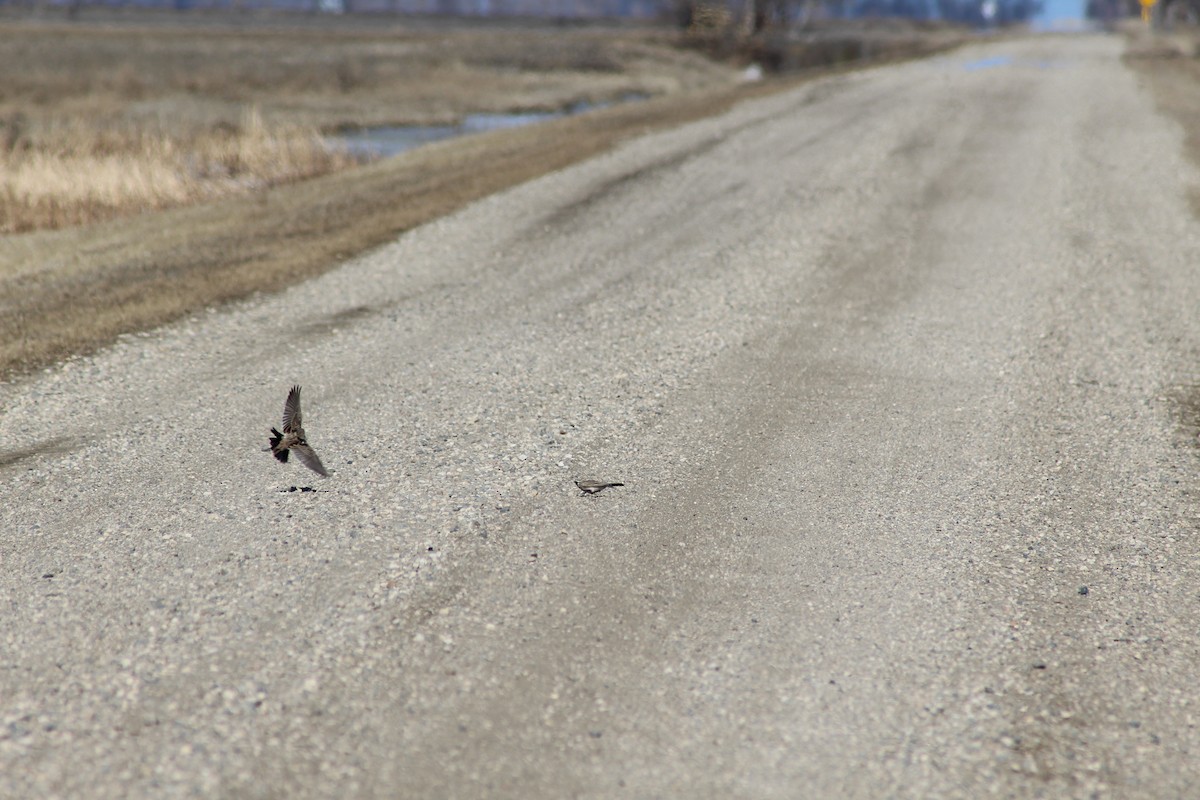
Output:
[282, 385, 303, 432]
[293, 444, 329, 477]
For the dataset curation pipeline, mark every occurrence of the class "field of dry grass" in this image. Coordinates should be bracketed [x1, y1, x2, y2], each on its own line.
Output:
[1, 107, 358, 232]
[0, 9, 966, 381]
[0, 11, 736, 232]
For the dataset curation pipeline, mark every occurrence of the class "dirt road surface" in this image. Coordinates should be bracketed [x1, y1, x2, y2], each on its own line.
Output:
[3, 33, 1199, 798]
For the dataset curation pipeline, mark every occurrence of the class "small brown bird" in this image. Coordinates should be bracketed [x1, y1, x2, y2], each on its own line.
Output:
[269, 385, 329, 477]
[575, 479, 623, 496]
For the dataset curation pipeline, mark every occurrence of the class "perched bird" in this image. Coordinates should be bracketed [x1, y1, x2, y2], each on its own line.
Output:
[269, 385, 329, 477]
[575, 479, 624, 496]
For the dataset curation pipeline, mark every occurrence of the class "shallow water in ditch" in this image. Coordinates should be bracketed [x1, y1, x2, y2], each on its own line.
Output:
[328, 93, 649, 159]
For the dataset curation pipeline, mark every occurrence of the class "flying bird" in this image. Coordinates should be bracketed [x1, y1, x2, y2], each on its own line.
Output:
[269, 385, 329, 477]
[575, 479, 624, 496]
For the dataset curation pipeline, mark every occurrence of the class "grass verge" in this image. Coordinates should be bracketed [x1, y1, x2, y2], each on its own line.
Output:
[1122, 24, 1200, 444]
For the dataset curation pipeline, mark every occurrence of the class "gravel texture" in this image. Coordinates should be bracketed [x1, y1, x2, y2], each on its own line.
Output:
[3, 34, 1200, 798]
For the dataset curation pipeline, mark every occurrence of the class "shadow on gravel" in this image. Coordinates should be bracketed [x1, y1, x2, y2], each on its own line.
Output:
[0, 436, 74, 471]
[1166, 382, 1200, 448]
[293, 304, 377, 339]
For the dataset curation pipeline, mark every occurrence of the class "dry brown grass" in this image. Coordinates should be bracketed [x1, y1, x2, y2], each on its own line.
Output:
[0, 107, 354, 232]
[0, 13, 733, 234]
[0, 13, 735, 129]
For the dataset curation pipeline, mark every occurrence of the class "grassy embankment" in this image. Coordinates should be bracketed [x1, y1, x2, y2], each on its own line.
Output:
[1121, 23, 1200, 436]
[0, 11, 963, 380]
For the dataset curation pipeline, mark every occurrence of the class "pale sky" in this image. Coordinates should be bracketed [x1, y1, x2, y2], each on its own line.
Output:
[1037, 0, 1086, 21]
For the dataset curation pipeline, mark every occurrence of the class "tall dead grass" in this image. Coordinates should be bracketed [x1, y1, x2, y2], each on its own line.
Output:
[0, 15, 742, 234]
[0, 107, 355, 233]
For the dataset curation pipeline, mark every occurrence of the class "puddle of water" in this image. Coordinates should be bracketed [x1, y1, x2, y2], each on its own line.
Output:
[329, 93, 648, 160]
[962, 54, 1014, 71]
[1032, 17, 1102, 33]
[332, 123, 462, 159]
[945, 53, 1072, 73]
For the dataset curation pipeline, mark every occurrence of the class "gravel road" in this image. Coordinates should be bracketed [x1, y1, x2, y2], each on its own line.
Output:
[3, 33, 1200, 798]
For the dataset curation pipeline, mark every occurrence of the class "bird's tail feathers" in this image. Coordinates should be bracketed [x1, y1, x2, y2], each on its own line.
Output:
[269, 427, 289, 463]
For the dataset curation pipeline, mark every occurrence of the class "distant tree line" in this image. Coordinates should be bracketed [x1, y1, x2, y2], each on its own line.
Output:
[6, 0, 667, 14]
[14, 0, 1044, 24]
[1143, 0, 1200, 25]
[672, 0, 1042, 29]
